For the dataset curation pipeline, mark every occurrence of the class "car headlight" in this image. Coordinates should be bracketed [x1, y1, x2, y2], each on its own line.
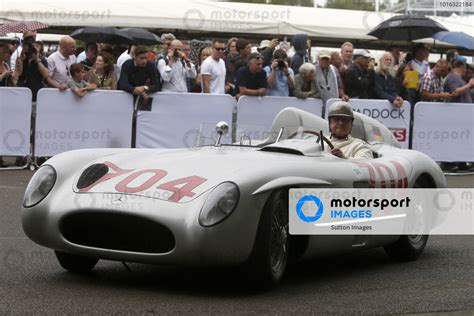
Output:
[23, 165, 57, 208]
[199, 182, 240, 227]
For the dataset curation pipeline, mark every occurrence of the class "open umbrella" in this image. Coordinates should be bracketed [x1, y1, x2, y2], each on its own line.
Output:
[121, 28, 162, 45]
[70, 27, 134, 44]
[432, 31, 474, 50]
[0, 20, 48, 34]
[368, 14, 448, 41]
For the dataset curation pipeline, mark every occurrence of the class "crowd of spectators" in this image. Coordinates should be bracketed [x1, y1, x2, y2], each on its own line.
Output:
[1, 30, 473, 106]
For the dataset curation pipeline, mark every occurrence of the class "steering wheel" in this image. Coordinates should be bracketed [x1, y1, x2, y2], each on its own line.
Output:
[287, 129, 334, 150]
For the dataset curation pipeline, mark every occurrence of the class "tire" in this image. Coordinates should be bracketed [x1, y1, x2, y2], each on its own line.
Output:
[244, 190, 289, 288]
[55, 250, 98, 273]
[384, 176, 431, 261]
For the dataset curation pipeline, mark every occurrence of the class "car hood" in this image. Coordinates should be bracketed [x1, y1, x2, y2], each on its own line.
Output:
[72, 146, 311, 203]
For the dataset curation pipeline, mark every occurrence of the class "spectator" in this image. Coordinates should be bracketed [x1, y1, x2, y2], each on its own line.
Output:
[235, 52, 267, 98]
[374, 52, 404, 108]
[444, 60, 474, 103]
[395, 63, 418, 106]
[421, 59, 451, 102]
[294, 63, 320, 99]
[315, 50, 348, 105]
[46, 36, 77, 90]
[33, 40, 45, 58]
[200, 39, 226, 94]
[344, 49, 374, 99]
[117, 45, 135, 69]
[330, 51, 346, 83]
[0, 43, 21, 86]
[233, 38, 252, 73]
[386, 45, 401, 66]
[340, 42, 354, 71]
[88, 53, 117, 90]
[157, 39, 197, 93]
[258, 38, 278, 68]
[67, 63, 96, 97]
[9, 37, 21, 70]
[119, 45, 161, 102]
[225, 38, 239, 93]
[158, 33, 176, 60]
[264, 49, 294, 97]
[446, 49, 459, 69]
[409, 43, 430, 85]
[16, 42, 49, 101]
[79, 42, 98, 71]
[290, 33, 310, 75]
[226, 37, 238, 58]
[193, 47, 212, 93]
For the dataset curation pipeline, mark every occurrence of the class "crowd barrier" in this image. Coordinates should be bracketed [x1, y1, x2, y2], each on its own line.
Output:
[236, 96, 324, 141]
[326, 99, 411, 149]
[35, 89, 134, 157]
[136, 92, 235, 148]
[1, 89, 473, 167]
[0, 87, 32, 156]
[412, 102, 474, 162]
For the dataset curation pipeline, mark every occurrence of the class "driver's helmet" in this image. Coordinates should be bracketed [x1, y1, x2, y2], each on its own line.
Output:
[327, 101, 354, 120]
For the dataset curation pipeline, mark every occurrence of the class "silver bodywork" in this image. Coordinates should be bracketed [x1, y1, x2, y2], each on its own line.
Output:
[22, 108, 446, 267]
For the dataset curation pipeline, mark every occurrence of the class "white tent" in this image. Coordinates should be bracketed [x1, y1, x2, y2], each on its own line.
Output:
[1, 0, 472, 46]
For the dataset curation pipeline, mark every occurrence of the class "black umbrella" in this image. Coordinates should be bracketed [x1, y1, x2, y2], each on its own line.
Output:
[121, 28, 163, 45]
[70, 26, 134, 44]
[368, 14, 448, 41]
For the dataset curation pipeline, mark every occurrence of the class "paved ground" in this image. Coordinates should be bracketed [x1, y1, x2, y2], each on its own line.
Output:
[0, 170, 472, 315]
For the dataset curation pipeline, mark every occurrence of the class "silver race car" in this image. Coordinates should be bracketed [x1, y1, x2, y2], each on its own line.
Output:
[22, 107, 446, 287]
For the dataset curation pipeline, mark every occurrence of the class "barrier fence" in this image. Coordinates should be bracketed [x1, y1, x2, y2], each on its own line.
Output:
[0, 88, 473, 168]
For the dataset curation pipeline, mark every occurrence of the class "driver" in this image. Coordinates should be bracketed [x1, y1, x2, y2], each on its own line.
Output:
[326, 101, 373, 159]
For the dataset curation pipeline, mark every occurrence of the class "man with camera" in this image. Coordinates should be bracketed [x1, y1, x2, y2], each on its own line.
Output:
[264, 49, 294, 97]
[157, 39, 196, 93]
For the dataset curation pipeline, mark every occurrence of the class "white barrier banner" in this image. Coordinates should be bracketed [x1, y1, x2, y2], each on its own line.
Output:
[412, 102, 474, 162]
[326, 99, 411, 148]
[136, 92, 235, 148]
[236, 96, 323, 140]
[0, 87, 32, 156]
[35, 89, 134, 156]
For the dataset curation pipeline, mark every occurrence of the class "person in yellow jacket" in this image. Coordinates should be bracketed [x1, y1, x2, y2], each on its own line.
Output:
[326, 101, 373, 160]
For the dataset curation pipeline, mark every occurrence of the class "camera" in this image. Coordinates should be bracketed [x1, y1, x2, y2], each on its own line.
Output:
[173, 49, 180, 57]
[277, 59, 286, 69]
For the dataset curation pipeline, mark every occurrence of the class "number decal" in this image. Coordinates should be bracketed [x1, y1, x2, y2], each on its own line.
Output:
[78, 162, 208, 202]
[79, 161, 134, 192]
[115, 169, 167, 193]
[158, 176, 208, 202]
[354, 161, 408, 188]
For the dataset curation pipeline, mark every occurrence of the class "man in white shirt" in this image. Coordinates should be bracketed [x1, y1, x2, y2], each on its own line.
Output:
[117, 45, 135, 69]
[410, 44, 430, 85]
[46, 36, 77, 90]
[200, 39, 226, 94]
[325, 101, 373, 160]
[157, 39, 196, 93]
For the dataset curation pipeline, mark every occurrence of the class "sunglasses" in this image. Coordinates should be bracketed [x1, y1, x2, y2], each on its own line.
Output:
[214, 47, 226, 52]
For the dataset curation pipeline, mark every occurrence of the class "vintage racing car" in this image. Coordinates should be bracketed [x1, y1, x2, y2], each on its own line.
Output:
[22, 107, 446, 287]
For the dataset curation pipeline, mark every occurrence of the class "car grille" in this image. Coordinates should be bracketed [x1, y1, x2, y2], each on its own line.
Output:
[60, 211, 175, 253]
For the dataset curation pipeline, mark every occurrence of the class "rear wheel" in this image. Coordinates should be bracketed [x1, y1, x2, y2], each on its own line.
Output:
[55, 250, 98, 273]
[384, 176, 431, 261]
[244, 190, 289, 288]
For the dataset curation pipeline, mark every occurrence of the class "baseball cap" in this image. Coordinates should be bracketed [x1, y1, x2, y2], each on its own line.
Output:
[353, 49, 371, 58]
[259, 40, 271, 49]
[318, 50, 331, 59]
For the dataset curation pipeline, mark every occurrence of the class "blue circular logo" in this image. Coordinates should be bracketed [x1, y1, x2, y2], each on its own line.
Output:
[296, 195, 324, 222]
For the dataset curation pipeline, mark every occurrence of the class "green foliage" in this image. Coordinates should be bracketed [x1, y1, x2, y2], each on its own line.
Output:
[325, 0, 375, 11]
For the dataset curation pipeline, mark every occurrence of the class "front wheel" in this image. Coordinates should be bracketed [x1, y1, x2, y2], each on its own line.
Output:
[55, 250, 98, 273]
[244, 190, 289, 288]
[384, 235, 429, 261]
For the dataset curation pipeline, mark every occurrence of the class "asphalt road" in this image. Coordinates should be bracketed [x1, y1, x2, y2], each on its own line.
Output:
[0, 170, 472, 315]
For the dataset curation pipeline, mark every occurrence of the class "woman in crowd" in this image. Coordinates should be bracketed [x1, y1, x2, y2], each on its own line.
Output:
[88, 52, 117, 90]
[0, 43, 21, 87]
[395, 63, 419, 106]
[293, 62, 320, 99]
[192, 46, 212, 93]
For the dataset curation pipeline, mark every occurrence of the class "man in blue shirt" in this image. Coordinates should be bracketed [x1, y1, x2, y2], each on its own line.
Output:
[444, 59, 474, 103]
[119, 45, 161, 103]
[264, 49, 294, 97]
[235, 52, 267, 99]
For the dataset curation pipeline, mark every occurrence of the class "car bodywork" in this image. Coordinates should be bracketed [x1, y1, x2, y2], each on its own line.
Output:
[22, 107, 446, 284]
